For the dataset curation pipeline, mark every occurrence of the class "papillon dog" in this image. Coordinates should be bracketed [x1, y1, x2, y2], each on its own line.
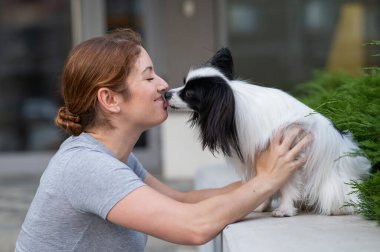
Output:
[164, 48, 371, 217]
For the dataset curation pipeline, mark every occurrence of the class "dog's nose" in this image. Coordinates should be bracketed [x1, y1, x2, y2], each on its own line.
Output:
[164, 92, 173, 100]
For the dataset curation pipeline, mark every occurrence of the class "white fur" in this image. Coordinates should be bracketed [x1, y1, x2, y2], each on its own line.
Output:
[186, 67, 229, 83]
[166, 86, 193, 111]
[227, 80, 371, 216]
[170, 67, 371, 217]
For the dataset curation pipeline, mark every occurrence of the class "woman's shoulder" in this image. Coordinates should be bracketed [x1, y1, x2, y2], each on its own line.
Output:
[57, 133, 111, 157]
[59, 133, 101, 151]
[48, 133, 121, 173]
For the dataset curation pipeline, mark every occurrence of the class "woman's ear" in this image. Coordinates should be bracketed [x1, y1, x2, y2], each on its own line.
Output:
[97, 88, 121, 113]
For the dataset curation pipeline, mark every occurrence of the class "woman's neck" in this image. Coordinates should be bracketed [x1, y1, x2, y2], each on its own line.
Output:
[87, 127, 142, 162]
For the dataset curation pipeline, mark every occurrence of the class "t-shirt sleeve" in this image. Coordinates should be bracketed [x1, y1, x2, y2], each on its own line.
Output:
[127, 153, 148, 181]
[63, 150, 146, 220]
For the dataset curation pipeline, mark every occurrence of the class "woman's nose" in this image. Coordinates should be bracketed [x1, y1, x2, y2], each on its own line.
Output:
[158, 76, 169, 92]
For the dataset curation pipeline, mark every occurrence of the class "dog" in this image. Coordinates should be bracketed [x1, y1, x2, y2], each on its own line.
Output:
[164, 48, 371, 217]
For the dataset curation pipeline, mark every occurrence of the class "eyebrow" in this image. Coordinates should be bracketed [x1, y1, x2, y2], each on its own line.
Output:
[142, 66, 153, 74]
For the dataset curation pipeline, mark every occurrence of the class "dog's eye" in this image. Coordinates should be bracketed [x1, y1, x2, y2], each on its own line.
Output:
[185, 90, 193, 98]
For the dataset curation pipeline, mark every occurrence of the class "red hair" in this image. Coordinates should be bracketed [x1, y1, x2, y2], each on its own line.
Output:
[55, 28, 142, 135]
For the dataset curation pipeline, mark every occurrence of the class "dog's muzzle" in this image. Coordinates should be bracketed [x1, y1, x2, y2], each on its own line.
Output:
[164, 91, 173, 101]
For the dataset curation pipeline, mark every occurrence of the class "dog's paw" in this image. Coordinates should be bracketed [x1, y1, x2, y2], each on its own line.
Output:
[331, 206, 355, 216]
[272, 207, 297, 217]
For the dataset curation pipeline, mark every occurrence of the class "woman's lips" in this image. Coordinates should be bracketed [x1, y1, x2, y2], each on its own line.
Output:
[154, 95, 169, 110]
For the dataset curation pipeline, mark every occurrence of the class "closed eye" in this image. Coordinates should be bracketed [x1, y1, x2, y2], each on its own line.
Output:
[185, 90, 194, 98]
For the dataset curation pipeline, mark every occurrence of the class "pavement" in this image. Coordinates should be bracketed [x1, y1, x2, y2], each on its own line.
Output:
[0, 176, 37, 252]
[0, 174, 197, 252]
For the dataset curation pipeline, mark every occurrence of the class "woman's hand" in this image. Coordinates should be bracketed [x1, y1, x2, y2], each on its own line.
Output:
[254, 126, 313, 189]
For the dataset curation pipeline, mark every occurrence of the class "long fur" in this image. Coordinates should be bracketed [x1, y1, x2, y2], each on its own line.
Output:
[166, 48, 371, 217]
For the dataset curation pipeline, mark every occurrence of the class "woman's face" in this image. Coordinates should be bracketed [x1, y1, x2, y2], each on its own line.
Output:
[121, 47, 169, 131]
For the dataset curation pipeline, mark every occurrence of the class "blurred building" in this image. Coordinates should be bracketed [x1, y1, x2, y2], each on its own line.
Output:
[0, 0, 379, 179]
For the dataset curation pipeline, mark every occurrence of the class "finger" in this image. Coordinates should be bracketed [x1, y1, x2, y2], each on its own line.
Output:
[290, 156, 308, 171]
[287, 134, 313, 159]
[272, 130, 283, 145]
[281, 126, 304, 150]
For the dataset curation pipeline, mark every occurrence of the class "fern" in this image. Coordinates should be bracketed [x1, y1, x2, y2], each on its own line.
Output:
[346, 173, 380, 224]
[294, 70, 380, 167]
[293, 41, 380, 224]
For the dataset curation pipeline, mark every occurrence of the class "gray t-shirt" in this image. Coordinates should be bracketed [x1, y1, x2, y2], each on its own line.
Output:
[15, 133, 148, 252]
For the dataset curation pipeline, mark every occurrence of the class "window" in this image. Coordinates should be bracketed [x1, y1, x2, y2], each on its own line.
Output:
[0, 0, 71, 151]
[226, 0, 380, 90]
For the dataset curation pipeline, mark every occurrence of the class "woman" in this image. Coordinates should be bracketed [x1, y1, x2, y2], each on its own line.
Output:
[16, 29, 312, 251]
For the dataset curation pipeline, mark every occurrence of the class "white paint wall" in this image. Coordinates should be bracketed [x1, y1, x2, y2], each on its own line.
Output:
[161, 112, 225, 180]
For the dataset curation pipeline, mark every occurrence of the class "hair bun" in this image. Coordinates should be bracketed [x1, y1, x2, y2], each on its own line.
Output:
[55, 106, 83, 136]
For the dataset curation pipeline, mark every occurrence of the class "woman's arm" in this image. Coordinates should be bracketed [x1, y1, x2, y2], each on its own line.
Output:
[108, 174, 273, 245]
[107, 127, 312, 245]
[144, 173, 242, 203]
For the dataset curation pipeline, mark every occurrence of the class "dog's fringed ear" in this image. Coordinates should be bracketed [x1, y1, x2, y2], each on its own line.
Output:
[190, 80, 243, 162]
[208, 47, 234, 80]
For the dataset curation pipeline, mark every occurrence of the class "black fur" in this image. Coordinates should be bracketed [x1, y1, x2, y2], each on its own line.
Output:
[179, 76, 243, 161]
[206, 48, 234, 80]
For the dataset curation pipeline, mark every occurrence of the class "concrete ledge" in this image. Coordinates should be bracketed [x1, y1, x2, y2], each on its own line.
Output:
[195, 164, 380, 252]
[223, 212, 380, 252]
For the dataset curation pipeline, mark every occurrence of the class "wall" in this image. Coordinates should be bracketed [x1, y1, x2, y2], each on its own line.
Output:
[143, 0, 222, 179]
[161, 112, 225, 180]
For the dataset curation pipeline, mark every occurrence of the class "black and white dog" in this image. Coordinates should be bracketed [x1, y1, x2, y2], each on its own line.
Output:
[164, 48, 370, 217]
